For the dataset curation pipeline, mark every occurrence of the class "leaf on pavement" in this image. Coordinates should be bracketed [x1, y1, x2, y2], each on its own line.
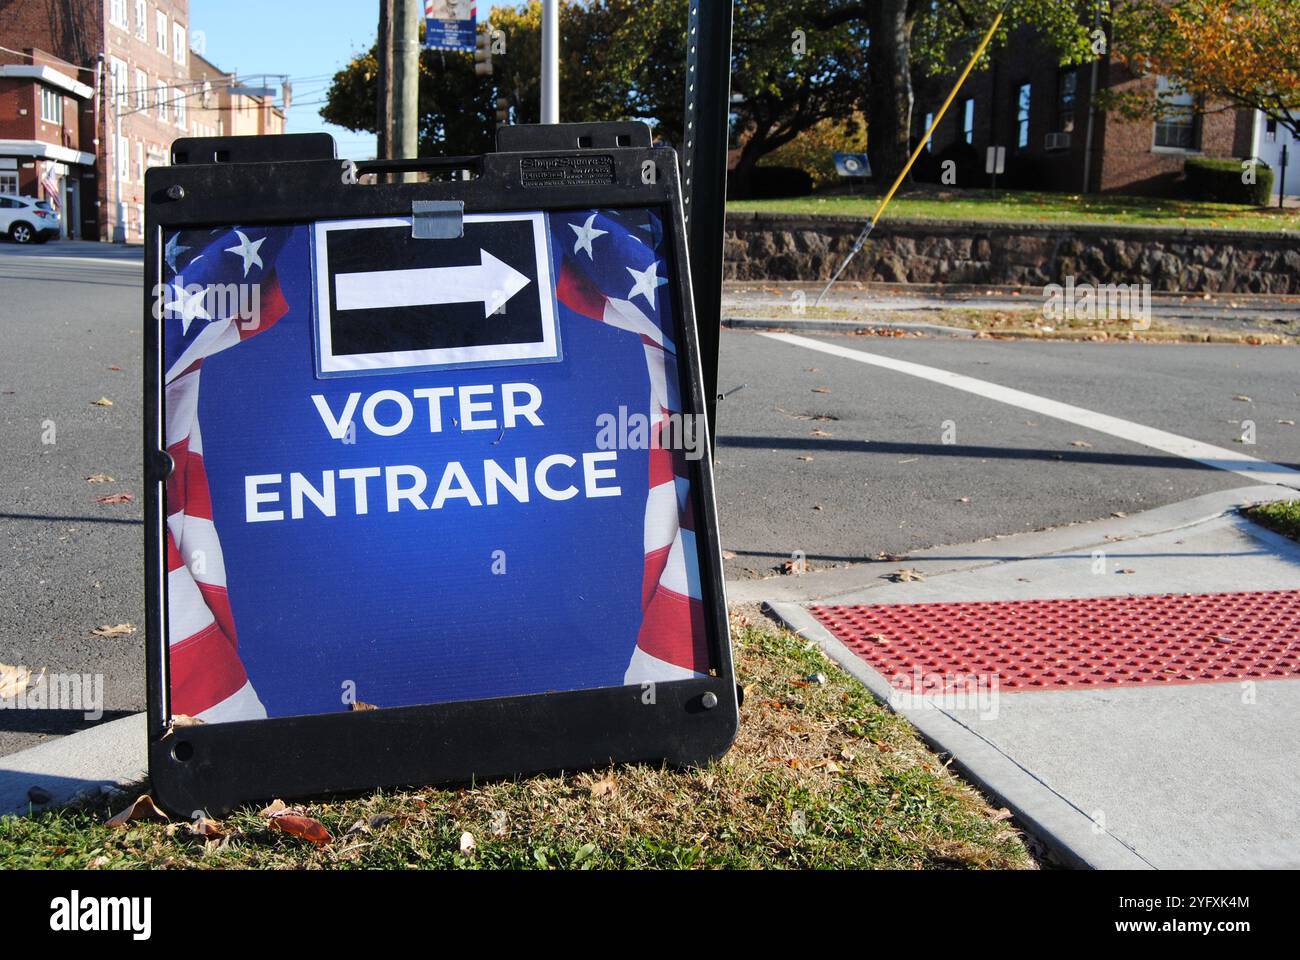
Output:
[1233, 395, 1252, 402]
[93, 623, 135, 637]
[95, 493, 134, 504]
[887, 568, 926, 583]
[267, 812, 331, 847]
[811, 387, 832, 394]
[106, 794, 170, 828]
[0, 663, 35, 700]
[85, 474, 114, 484]
[90, 397, 114, 407]
[811, 428, 833, 437]
[1069, 440, 1092, 448]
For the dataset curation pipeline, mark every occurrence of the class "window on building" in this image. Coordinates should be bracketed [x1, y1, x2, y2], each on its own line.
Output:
[134, 0, 147, 40]
[40, 87, 63, 124]
[118, 134, 129, 183]
[175, 92, 186, 128]
[173, 23, 187, 65]
[1017, 82, 1031, 149]
[1057, 69, 1077, 133]
[924, 111, 934, 151]
[109, 57, 129, 111]
[157, 11, 168, 53]
[157, 85, 169, 122]
[962, 98, 975, 144]
[1153, 75, 1197, 149]
[0, 173, 18, 195]
[109, 0, 128, 29]
[134, 69, 148, 110]
[1264, 117, 1277, 142]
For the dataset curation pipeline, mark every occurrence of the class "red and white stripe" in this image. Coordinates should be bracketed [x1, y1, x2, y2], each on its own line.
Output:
[558, 262, 710, 682]
[164, 279, 287, 721]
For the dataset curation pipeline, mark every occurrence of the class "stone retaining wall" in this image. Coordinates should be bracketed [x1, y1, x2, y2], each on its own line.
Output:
[723, 213, 1300, 294]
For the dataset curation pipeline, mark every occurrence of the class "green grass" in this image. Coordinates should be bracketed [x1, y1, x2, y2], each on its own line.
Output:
[729, 190, 1300, 232]
[0, 617, 1033, 870]
[1244, 500, 1300, 541]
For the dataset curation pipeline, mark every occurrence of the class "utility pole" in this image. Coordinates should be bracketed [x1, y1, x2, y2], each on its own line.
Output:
[540, 0, 558, 123]
[392, 0, 420, 175]
[376, 0, 394, 159]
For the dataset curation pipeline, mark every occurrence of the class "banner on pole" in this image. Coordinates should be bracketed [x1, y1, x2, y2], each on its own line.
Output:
[425, 0, 476, 52]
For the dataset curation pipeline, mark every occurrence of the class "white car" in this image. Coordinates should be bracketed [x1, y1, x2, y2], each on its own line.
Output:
[0, 193, 61, 244]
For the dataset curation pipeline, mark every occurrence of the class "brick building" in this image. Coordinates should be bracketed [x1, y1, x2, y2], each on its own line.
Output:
[913, 23, 1295, 199]
[0, 0, 286, 242]
[0, 48, 95, 235]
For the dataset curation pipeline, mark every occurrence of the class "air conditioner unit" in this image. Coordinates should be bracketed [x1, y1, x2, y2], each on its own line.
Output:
[1045, 131, 1072, 151]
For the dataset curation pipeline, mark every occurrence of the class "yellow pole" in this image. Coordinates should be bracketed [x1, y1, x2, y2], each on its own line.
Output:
[815, 8, 1006, 305]
[870, 9, 1006, 226]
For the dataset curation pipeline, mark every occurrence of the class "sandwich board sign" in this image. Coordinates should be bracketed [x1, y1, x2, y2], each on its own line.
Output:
[144, 125, 737, 815]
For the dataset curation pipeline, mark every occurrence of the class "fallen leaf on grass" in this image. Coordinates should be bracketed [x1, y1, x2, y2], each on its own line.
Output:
[459, 831, 477, 854]
[90, 397, 114, 407]
[85, 474, 114, 484]
[187, 815, 228, 839]
[589, 776, 618, 798]
[259, 799, 288, 817]
[93, 623, 135, 637]
[267, 812, 331, 847]
[95, 493, 134, 505]
[106, 794, 170, 828]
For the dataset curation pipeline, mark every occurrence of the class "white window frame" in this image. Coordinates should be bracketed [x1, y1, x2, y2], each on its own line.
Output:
[173, 23, 187, 65]
[109, 0, 128, 30]
[134, 0, 147, 40]
[134, 68, 148, 111]
[174, 91, 186, 128]
[0, 172, 18, 195]
[109, 56, 129, 111]
[1152, 76, 1198, 153]
[156, 11, 168, 53]
[157, 84, 168, 122]
[40, 87, 63, 124]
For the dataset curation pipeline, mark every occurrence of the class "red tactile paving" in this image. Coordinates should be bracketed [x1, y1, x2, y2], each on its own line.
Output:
[811, 590, 1300, 693]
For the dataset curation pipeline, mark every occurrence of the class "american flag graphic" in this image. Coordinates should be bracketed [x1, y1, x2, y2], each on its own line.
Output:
[550, 209, 711, 683]
[164, 209, 710, 722]
[162, 225, 292, 721]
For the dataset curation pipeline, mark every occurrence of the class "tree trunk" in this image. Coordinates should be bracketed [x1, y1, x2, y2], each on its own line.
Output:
[867, 0, 914, 192]
[729, 132, 768, 199]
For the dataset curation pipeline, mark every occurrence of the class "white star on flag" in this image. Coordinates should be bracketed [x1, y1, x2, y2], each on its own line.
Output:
[626, 260, 664, 309]
[169, 280, 212, 335]
[164, 233, 190, 273]
[224, 229, 265, 278]
[569, 213, 608, 259]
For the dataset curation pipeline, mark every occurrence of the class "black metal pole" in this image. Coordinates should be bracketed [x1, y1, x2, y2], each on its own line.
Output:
[682, 0, 734, 447]
[1280, 143, 1288, 211]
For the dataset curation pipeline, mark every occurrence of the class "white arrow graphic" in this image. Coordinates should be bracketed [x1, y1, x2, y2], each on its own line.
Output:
[334, 249, 531, 318]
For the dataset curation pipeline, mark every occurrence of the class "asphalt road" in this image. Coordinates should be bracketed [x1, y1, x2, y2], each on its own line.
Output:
[2, 243, 1298, 756]
[714, 328, 1300, 578]
[0, 246, 145, 757]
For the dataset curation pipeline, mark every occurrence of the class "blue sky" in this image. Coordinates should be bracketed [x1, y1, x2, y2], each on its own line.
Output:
[190, 1, 517, 158]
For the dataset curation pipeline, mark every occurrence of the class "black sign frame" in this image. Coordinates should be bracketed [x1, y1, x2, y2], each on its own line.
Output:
[143, 125, 737, 817]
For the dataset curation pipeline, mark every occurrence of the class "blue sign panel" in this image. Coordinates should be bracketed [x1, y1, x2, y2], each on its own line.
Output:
[160, 208, 712, 725]
[834, 152, 872, 178]
[425, 0, 476, 52]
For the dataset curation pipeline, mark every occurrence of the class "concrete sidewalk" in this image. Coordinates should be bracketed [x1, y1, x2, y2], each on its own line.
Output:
[762, 485, 1300, 869]
[0, 712, 145, 817]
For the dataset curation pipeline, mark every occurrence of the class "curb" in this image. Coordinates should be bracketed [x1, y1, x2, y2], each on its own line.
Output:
[726, 483, 1294, 607]
[767, 601, 1154, 870]
[722, 315, 974, 338]
[0, 712, 146, 817]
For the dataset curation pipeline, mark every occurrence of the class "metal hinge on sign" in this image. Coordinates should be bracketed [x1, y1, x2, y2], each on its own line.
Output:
[411, 200, 465, 240]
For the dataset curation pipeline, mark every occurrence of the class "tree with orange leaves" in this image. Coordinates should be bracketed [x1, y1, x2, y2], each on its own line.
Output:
[1111, 0, 1300, 138]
